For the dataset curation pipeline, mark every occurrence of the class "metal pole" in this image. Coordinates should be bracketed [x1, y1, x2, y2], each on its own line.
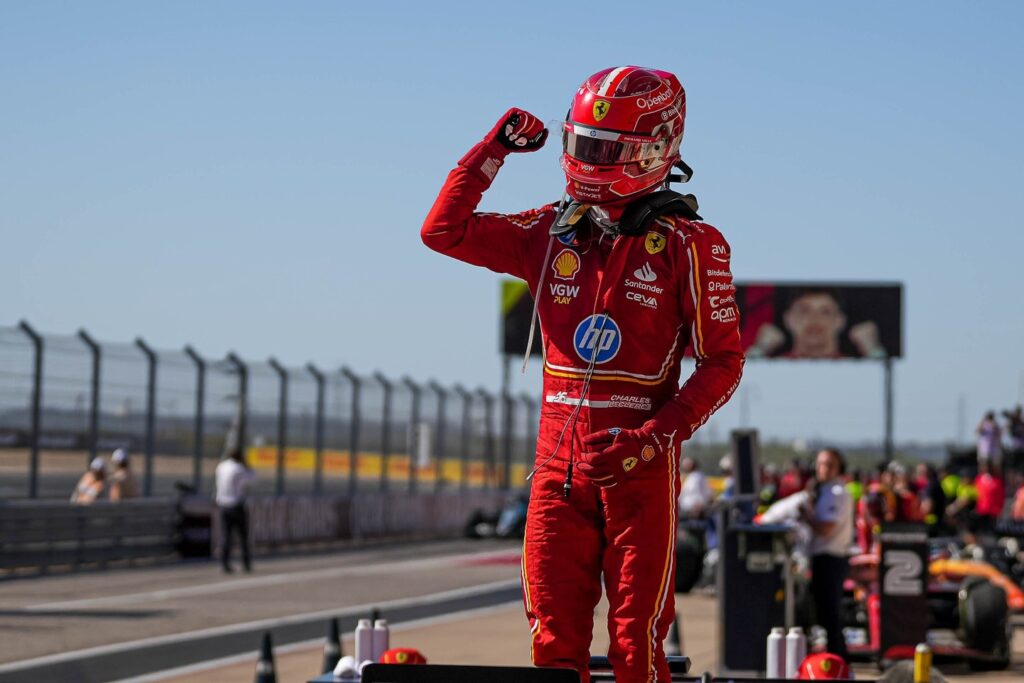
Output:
[184, 346, 205, 492]
[884, 356, 894, 460]
[269, 358, 288, 496]
[500, 356, 513, 491]
[519, 393, 537, 489]
[77, 329, 101, 468]
[226, 352, 249, 458]
[402, 377, 422, 494]
[135, 338, 157, 497]
[19, 321, 43, 499]
[428, 381, 447, 492]
[373, 372, 393, 492]
[454, 385, 471, 491]
[307, 363, 325, 495]
[478, 387, 495, 490]
[340, 367, 361, 495]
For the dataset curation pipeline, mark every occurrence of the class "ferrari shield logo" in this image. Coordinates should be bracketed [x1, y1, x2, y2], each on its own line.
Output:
[622, 457, 638, 472]
[644, 231, 666, 255]
[593, 100, 610, 122]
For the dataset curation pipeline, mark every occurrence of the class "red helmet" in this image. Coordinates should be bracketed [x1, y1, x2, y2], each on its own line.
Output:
[796, 653, 852, 679]
[561, 66, 686, 205]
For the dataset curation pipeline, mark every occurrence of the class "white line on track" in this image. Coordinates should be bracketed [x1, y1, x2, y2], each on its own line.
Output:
[109, 601, 522, 683]
[0, 579, 521, 675]
[24, 547, 521, 612]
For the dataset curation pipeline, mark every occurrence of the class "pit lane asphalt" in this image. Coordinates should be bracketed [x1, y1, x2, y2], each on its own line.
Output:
[0, 539, 523, 683]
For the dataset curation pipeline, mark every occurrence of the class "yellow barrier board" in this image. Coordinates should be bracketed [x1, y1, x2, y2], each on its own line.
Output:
[245, 446, 526, 487]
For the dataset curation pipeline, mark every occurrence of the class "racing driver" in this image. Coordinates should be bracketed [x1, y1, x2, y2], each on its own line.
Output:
[421, 66, 744, 683]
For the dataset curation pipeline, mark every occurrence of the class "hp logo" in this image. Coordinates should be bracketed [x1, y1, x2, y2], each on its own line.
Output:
[573, 314, 621, 364]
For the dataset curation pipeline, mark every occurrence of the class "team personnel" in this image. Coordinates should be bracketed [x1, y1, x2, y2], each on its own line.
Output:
[422, 66, 743, 682]
[215, 447, 256, 573]
[802, 448, 852, 659]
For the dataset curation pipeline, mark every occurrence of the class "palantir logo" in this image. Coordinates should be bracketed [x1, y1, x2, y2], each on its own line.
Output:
[573, 314, 621, 364]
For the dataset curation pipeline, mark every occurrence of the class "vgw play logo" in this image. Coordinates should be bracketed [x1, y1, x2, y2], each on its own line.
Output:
[573, 314, 621, 364]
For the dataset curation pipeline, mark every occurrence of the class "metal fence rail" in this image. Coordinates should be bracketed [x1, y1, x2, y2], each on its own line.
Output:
[0, 322, 538, 499]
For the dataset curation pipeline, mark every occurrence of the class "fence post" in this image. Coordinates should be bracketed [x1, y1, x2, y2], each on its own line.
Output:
[307, 363, 325, 495]
[184, 346, 205, 492]
[340, 367, 361, 495]
[77, 329, 101, 469]
[402, 377, 421, 494]
[269, 358, 288, 496]
[18, 321, 43, 499]
[500, 389, 514, 491]
[373, 372, 393, 493]
[226, 352, 249, 458]
[478, 387, 495, 490]
[427, 381, 447, 492]
[519, 393, 537, 490]
[135, 338, 158, 497]
[453, 385, 471, 491]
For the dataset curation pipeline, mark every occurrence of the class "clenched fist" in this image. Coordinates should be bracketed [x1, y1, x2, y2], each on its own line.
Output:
[487, 108, 548, 152]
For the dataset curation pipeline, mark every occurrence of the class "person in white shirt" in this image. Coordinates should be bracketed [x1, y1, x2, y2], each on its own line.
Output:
[215, 448, 256, 573]
[678, 457, 713, 518]
[801, 448, 852, 659]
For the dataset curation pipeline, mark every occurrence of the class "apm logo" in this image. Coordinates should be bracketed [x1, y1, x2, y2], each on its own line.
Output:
[573, 314, 621, 364]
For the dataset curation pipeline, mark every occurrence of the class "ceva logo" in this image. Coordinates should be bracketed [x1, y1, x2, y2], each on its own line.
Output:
[573, 314, 621, 364]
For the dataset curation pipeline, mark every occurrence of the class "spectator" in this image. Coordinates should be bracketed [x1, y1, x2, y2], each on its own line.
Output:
[801, 448, 852, 659]
[944, 474, 979, 536]
[215, 447, 256, 573]
[938, 465, 961, 503]
[914, 463, 947, 530]
[678, 457, 713, 518]
[846, 468, 868, 506]
[777, 458, 807, 499]
[108, 448, 138, 501]
[890, 462, 921, 522]
[70, 457, 106, 504]
[974, 461, 1005, 533]
[1004, 405, 1024, 471]
[976, 411, 1003, 468]
[1013, 479, 1024, 520]
[759, 463, 780, 512]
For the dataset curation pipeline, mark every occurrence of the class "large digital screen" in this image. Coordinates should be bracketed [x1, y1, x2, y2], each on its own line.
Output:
[737, 283, 902, 359]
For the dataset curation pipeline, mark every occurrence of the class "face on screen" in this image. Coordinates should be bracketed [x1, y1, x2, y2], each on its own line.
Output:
[783, 292, 847, 358]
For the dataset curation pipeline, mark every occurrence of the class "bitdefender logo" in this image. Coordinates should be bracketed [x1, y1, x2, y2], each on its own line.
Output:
[573, 314, 621, 364]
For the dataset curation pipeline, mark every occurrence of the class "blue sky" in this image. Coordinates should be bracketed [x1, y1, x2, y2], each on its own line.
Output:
[2, 1, 1022, 444]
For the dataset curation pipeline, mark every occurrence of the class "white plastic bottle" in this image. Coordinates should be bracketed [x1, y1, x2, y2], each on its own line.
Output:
[372, 618, 390, 662]
[766, 627, 786, 678]
[355, 618, 374, 665]
[785, 626, 807, 678]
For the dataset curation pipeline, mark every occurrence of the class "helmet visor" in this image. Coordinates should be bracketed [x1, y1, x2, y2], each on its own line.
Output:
[563, 123, 660, 165]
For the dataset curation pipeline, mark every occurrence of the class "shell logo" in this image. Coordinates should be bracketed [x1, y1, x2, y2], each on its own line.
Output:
[641, 445, 655, 462]
[552, 249, 581, 280]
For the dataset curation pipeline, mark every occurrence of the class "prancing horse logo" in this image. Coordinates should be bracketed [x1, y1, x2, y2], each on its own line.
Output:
[593, 100, 610, 122]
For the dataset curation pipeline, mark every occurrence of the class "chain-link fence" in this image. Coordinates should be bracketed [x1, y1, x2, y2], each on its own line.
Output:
[0, 322, 538, 499]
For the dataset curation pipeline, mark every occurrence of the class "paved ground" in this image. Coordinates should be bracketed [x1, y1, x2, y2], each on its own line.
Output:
[0, 538, 1020, 682]
[0, 539, 522, 680]
[142, 592, 1024, 683]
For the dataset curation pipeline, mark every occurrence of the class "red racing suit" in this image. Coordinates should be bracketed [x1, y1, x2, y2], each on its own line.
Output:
[422, 137, 744, 683]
